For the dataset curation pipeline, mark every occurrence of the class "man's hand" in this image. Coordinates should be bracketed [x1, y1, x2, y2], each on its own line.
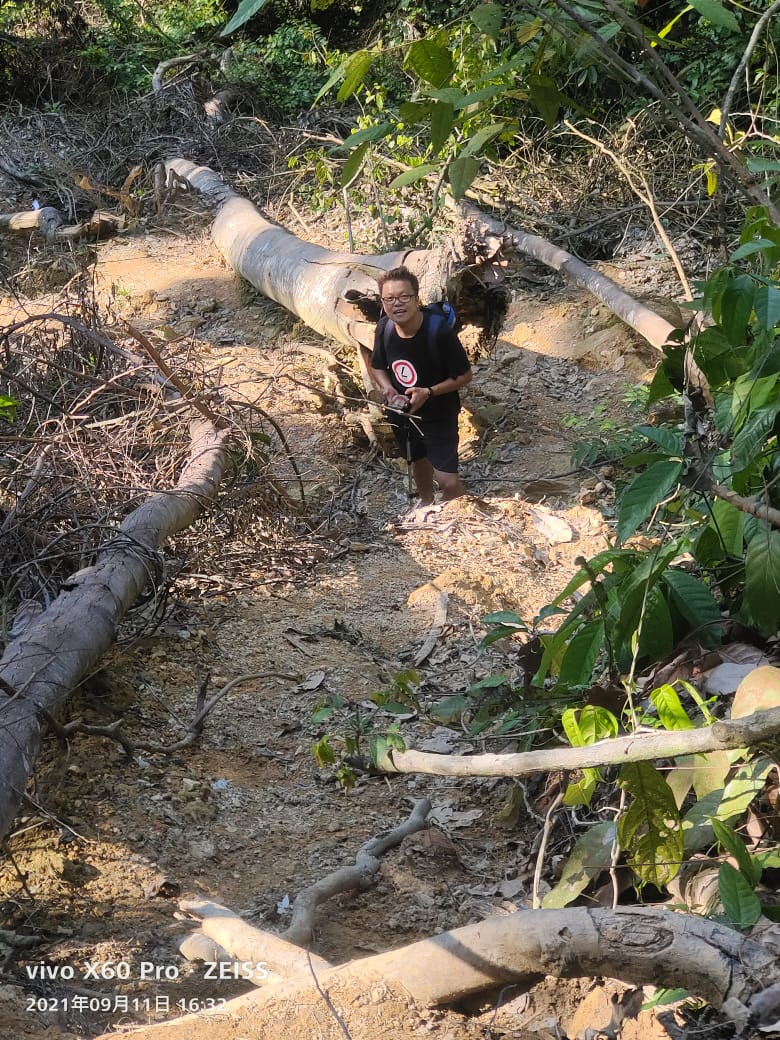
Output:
[405, 386, 432, 414]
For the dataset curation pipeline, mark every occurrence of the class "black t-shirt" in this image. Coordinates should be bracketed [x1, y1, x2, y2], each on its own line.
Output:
[370, 313, 471, 421]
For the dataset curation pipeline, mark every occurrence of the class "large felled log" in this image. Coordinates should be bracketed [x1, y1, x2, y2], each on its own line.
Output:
[0, 419, 230, 844]
[90, 906, 780, 1039]
[167, 159, 680, 364]
[165, 158, 472, 353]
[0, 207, 128, 241]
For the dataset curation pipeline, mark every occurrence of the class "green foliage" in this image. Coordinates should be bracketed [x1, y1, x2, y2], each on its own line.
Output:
[77, 0, 226, 92]
[229, 22, 331, 116]
[221, 0, 270, 36]
[561, 402, 647, 469]
[618, 761, 683, 889]
[314, 4, 527, 204]
[0, 395, 20, 423]
[430, 673, 543, 741]
[309, 674, 416, 790]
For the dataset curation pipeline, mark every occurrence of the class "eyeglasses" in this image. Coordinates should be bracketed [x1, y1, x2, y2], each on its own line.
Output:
[381, 293, 414, 304]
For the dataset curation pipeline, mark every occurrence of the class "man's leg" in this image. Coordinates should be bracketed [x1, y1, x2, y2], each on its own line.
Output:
[412, 458, 435, 505]
[425, 416, 464, 501]
[433, 468, 465, 500]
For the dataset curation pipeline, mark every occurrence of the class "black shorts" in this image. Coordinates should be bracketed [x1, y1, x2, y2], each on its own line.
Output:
[388, 411, 460, 474]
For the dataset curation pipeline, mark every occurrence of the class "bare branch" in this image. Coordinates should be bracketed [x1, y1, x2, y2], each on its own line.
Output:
[378, 705, 780, 778]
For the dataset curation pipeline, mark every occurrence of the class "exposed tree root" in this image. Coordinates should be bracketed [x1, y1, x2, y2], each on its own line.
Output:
[92, 906, 780, 1039]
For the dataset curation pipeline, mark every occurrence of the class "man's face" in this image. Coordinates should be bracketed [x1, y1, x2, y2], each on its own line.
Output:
[381, 279, 419, 322]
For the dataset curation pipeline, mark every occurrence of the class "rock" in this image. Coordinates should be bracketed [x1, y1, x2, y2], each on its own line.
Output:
[529, 506, 574, 544]
[732, 665, 780, 718]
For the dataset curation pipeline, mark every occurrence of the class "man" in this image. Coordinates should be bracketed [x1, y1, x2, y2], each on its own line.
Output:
[369, 266, 472, 505]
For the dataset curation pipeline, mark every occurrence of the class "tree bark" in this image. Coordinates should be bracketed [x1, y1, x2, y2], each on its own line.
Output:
[0, 419, 230, 844]
[90, 906, 780, 1040]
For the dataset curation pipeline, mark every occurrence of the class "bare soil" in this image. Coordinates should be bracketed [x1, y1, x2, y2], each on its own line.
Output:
[0, 204, 688, 1039]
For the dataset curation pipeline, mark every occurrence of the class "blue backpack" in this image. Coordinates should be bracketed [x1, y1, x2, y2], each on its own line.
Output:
[378, 301, 458, 366]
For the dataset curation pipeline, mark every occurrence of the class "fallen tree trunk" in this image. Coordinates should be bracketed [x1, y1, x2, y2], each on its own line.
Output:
[165, 159, 458, 353]
[91, 906, 780, 1039]
[167, 159, 680, 362]
[0, 418, 230, 844]
[456, 200, 679, 348]
[0, 207, 64, 238]
[0, 207, 128, 241]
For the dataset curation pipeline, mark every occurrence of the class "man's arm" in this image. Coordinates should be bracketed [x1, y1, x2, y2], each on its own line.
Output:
[406, 369, 472, 413]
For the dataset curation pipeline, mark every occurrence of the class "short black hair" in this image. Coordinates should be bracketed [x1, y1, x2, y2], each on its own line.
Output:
[377, 266, 419, 296]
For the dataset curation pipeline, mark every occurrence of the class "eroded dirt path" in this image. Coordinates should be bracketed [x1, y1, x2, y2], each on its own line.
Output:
[0, 213, 676, 1039]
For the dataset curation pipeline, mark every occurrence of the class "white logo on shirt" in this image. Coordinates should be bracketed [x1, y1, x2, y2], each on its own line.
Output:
[392, 359, 417, 387]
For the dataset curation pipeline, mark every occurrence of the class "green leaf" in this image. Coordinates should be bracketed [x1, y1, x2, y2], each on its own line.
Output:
[746, 158, 780, 175]
[430, 694, 468, 722]
[618, 762, 683, 888]
[339, 142, 370, 187]
[633, 425, 683, 457]
[689, 0, 740, 31]
[407, 40, 454, 88]
[337, 121, 393, 151]
[651, 684, 694, 730]
[719, 862, 762, 927]
[682, 756, 774, 851]
[638, 586, 675, 663]
[754, 284, 780, 330]
[710, 499, 744, 557]
[528, 74, 563, 128]
[720, 274, 755, 347]
[459, 122, 506, 158]
[482, 611, 527, 627]
[468, 674, 509, 691]
[398, 101, 432, 123]
[730, 402, 780, 472]
[470, 2, 504, 41]
[542, 821, 615, 908]
[558, 620, 605, 687]
[221, 0, 270, 36]
[729, 239, 778, 262]
[338, 50, 373, 101]
[314, 62, 349, 105]
[561, 704, 618, 747]
[389, 164, 438, 189]
[430, 101, 454, 156]
[551, 549, 629, 606]
[448, 155, 480, 199]
[617, 460, 683, 543]
[647, 364, 677, 403]
[712, 819, 762, 887]
[610, 541, 684, 659]
[662, 570, 722, 646]
[564, 768, 600, 807]
[745, 531, 780, 632]
[311, 735, 335, 767]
